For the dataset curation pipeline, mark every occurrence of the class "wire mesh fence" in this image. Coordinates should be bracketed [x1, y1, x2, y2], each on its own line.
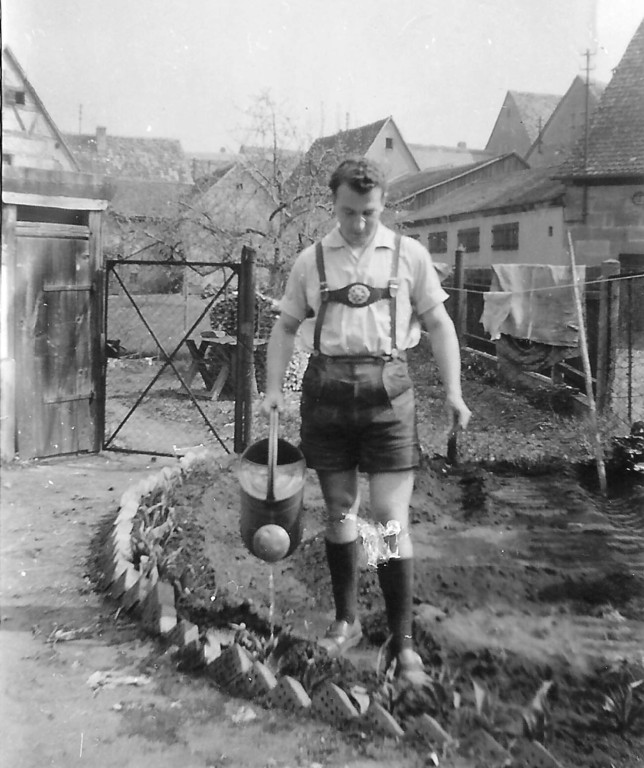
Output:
[444, 262, 644, 467]
[609, 271, 644, 433]
[101, 256, 643, 469]
[103, 259, 244, 456]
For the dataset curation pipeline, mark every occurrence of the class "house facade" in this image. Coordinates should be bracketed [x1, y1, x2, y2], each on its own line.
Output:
[526, 76, 605, 169]
[560, 17, 644, 425]
[399, 168, 567, 268]
[182, 147, 304, 291]
[1, 49, 110, 460]
[560, 18, 644, 267]
[485, 90, 561, 159]
[66, 126, 194, 278]
[388, 153, 529, 214]
[2, 47, 79, 172]
[295, 116, 419, 185]
[408, 142, 492, 172]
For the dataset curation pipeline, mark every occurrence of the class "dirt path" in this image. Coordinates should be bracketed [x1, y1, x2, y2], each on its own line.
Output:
[0, 453, 434, 768]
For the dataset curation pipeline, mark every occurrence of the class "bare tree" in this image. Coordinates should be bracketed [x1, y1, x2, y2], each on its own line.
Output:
[109, 92, 354, 297]
[181, 91, 353, 295]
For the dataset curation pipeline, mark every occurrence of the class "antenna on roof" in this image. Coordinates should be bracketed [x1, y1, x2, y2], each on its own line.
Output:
[536, 116, 543, 154]
[582, 48, 595, 170]
[78, 104, 83, 135]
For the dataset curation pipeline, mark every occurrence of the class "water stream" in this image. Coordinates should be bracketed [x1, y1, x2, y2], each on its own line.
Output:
[268, 566, 276, 637]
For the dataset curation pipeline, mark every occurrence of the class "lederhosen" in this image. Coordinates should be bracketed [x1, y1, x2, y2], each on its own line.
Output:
[301, 234, 414, 410]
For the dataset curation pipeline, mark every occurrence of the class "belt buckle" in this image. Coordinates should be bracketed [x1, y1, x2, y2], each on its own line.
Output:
[347, 283, 371, 306]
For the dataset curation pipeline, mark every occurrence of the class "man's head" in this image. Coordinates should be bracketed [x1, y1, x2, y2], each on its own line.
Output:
[329, 157, 387, 248]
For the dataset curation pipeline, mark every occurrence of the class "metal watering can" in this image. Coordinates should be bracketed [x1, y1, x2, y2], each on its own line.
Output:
[238, 408, 306, 562]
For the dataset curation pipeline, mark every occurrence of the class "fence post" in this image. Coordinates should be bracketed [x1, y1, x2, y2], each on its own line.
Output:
[234, 246, 256, 453]
[453, 244, 467, 345]
[596, 259, 620, 412]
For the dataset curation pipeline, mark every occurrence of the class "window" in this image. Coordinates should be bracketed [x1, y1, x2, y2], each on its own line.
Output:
[548, 226, 553, 237]
[5, 88, 26, 105]
[385, 137, 394, 149]
[428, 231, 448, 254]
[2, 153, 13, 166]
[491, 222, 519, 250]
[457, 227, 480, 253]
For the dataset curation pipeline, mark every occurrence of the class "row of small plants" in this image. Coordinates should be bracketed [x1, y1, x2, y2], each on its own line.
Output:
[231, 621, 644, 734]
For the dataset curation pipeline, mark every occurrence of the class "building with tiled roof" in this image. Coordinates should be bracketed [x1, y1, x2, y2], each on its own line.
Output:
[109, 179, 193, 221]
[274, 116, 420, 255]
[64, 126, 195, 266]
[189, 149, 240, 182]
[2, 47, 80, 171]
[526, 76, 605, 169]
[66, 126, 192, 183]
[388, 153, 529, 212]
[399, 167, 567, 268]
[290, 116, 419, 187]
[1, 49, 112, 461]
[564, 21, 644, 180]
[182, 148, 308, 286]
[486, 89, 561, 158]
[408, 142, 492, 171]
[560, 17, 644, 267]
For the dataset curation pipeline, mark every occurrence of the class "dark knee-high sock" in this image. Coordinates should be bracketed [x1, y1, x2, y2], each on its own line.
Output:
[377, 557, 414, 656]
[325, 539, 359, 624]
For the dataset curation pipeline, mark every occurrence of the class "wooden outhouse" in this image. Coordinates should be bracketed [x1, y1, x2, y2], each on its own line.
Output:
[1, 167, 111, 460]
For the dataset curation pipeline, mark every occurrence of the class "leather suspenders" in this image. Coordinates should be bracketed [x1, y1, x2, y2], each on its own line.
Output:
[312, 234, 402, 356]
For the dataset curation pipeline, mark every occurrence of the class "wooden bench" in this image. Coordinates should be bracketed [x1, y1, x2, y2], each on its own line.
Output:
[185, 332, 267, 399]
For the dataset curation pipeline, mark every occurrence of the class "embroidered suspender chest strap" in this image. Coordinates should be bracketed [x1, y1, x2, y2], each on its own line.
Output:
[312, 234, 401, 354]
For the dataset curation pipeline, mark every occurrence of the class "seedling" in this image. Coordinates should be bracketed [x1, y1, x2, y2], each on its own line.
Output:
[452, 679, 509, 738]
[521, 680, 554, 743]
[602, 677, 644, 733]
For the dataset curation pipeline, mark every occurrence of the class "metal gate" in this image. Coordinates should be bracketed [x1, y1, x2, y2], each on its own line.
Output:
[102, 248, 256, 457]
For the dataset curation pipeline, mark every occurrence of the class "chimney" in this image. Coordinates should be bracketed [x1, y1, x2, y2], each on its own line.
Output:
[96, 126, 107, 154]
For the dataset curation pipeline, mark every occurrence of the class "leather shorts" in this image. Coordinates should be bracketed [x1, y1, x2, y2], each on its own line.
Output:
[299, 354, 419, 473]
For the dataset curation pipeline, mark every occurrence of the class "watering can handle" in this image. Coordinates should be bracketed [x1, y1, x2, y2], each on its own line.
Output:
[267, 407, 279, 502]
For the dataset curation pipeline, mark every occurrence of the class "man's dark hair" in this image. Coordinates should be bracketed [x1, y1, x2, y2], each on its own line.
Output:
[329, 157, 387, 197]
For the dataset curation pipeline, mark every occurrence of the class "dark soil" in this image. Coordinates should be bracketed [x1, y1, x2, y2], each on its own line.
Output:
[134, 341, 644, 768]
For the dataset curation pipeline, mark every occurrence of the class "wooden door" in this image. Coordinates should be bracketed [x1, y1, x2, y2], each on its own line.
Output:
[14, 221, 99, 458]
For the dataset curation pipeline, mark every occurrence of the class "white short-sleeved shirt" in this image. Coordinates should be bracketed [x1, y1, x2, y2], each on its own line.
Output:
[279, 223, 449, 356]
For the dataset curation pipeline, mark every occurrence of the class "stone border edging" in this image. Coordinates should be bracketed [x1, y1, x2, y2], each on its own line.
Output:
[100, 450, 565, 767]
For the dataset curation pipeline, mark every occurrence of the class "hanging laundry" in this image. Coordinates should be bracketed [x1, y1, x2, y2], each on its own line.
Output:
[481, 264, 585, 347]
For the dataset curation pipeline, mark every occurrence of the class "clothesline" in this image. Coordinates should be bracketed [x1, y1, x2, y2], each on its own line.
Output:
[446, 270, 641, 297]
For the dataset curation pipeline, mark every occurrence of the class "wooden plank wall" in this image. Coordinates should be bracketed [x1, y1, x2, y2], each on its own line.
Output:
[1, 205, 18, 460]
[14, 221, 98, 458]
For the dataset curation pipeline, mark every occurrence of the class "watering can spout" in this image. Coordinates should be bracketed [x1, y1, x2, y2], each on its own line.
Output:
[238, 408, 306, 562]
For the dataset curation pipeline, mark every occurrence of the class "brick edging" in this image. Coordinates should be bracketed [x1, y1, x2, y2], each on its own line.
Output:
[100, 450, 565, 766]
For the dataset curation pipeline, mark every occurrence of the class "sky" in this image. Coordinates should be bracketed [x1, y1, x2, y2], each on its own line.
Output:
[3, 0, 643, 154]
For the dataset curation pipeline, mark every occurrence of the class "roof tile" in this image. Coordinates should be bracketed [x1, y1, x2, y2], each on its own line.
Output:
[564, 17, 644, 178]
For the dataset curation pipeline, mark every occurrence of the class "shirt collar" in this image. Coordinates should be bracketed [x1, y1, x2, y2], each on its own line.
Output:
[321, 222, 397, 251]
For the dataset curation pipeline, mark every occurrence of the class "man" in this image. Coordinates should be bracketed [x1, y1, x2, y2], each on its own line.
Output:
[261, 157, 471, 685]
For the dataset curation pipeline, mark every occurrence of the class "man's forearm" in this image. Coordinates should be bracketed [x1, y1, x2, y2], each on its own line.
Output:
[427, 320, 464, 399]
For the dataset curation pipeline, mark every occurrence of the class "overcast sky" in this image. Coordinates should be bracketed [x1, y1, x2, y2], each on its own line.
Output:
[4, 0, 643, 154]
